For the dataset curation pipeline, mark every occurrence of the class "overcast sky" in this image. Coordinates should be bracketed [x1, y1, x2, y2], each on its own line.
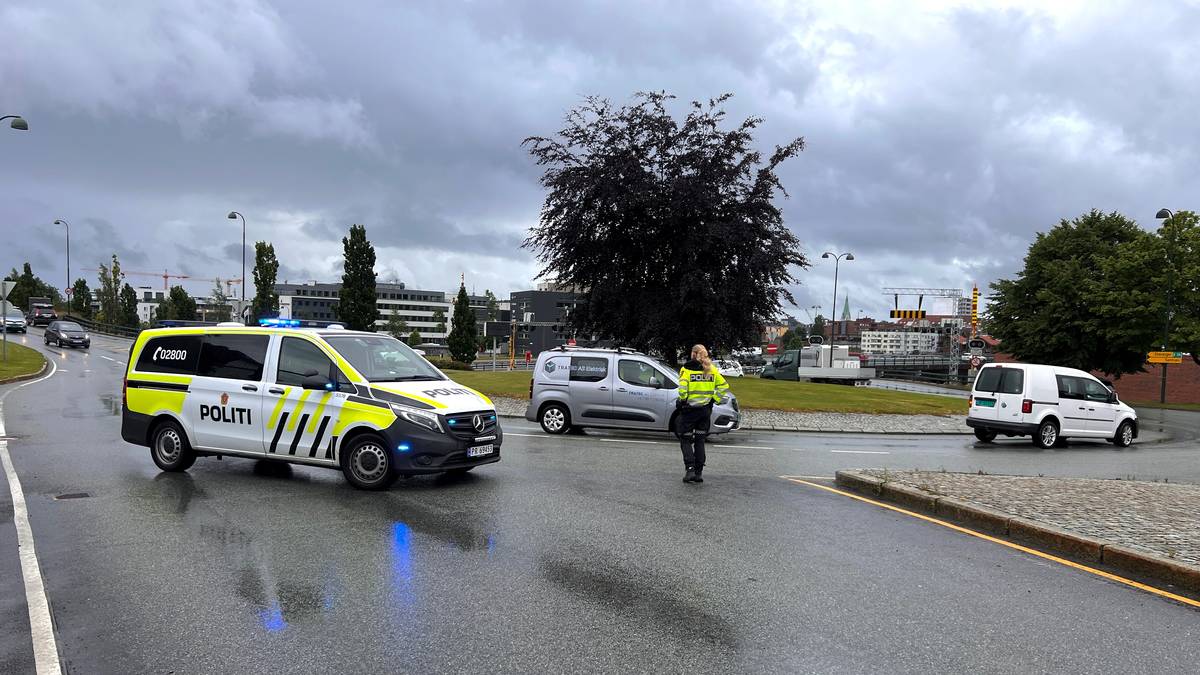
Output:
[2, 0, 1197, 320]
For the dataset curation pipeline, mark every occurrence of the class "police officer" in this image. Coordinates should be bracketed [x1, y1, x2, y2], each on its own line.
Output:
[676, 344, 729, 483]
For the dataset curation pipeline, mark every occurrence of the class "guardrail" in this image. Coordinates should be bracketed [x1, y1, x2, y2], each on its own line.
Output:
[472, 360, 535, 371]
[62, 315, 140, 340]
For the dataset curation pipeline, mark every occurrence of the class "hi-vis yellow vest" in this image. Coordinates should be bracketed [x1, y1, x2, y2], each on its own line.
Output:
[677, 366, 729, 407]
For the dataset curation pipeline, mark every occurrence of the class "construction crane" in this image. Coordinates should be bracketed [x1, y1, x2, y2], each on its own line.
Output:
[81, 269, 242, 293]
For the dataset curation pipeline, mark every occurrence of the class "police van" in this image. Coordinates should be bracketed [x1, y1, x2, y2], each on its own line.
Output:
[121, 322, 502, 490]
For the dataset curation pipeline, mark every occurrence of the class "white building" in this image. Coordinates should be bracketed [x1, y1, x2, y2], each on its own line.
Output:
[860, 330, 940, 355]
[276, 281, 453, 344]
[135, 286, 233, 324]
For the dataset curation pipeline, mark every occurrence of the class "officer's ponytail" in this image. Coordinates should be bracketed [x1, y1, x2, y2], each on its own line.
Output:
[691, 344, 714, 374]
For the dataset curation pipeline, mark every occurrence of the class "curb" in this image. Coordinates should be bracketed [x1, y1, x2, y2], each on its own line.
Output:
[834, 470, 1200, 594]
[0, 357, 49, 386]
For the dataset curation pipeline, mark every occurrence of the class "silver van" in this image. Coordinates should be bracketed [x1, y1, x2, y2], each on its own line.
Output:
[525, 347, 741, 436]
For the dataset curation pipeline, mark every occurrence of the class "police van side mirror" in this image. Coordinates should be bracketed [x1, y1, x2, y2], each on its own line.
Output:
[301, 369, 332, 391]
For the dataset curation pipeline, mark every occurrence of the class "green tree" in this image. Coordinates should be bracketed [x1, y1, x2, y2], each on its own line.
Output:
[447, 284, 479, 362]
[809, 315, 826, 341]
[523, 91, 808, 363]
[989, 210, 1153, 376]
[119, 283, 140, 328]
[251, 241, 280, 321]
[484, 289, 499, 321]
[158, 285, 197, 321]
[408, 329, 422, 347]
[432, 308, 446, 336]
[70, 278, 93, 318]
[95, 255, 123, 323]
[781, 328, 807, 351]
[386, 306, 409, 340]
[337, 224, 378, 331]
[5, 263, 62, 311]
[210, 278, 232, 322]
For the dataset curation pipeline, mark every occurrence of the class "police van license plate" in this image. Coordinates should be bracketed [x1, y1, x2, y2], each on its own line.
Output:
[467, 444, 494, 458]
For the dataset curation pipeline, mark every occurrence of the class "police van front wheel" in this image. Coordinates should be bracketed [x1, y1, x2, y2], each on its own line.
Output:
[340, 435, 398, 490]
[150, 420, 196, 472]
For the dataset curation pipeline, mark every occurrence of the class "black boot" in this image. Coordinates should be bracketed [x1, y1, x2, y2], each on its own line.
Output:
[683, 468, 697, 483]
[693, 467, 704, 483]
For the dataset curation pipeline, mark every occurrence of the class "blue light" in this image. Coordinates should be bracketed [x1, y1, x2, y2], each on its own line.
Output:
[448, 419, 457, 425]
[397, 443, 411, 452]
[258, 318, 301, 328]
[324, 383, 333, 390]
[258, 603, 287, 633]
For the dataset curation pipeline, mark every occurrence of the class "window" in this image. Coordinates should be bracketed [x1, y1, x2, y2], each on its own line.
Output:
[277, 337, 338, 386]
[324, 334, 444, 382]
[1082, 378, 1112, 403]
[135, 335, 202, 375]
[1056, 375, 1083, 400]
[618, 359, 662, 387]
[197, 335, 268, 381]
[975, 367, 1002, 392]
[569, 357, 608, 382]
[997, 369, 1024, 394]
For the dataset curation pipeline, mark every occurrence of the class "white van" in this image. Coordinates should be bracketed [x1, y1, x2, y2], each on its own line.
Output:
[966, 363, 1138, 448]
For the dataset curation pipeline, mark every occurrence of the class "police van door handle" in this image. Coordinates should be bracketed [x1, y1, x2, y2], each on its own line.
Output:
[242, 384, 258, 392]
[268, 387, 285, 395]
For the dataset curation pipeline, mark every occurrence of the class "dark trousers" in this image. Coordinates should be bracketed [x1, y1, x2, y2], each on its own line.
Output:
[678, 404, 711, 470]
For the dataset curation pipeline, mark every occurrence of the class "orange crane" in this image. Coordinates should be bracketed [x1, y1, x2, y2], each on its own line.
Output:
[81, 269, 242, 293]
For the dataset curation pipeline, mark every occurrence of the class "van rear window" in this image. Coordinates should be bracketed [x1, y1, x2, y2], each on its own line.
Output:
[975, 367, 1023, 394]
[135, 335, 202, 375]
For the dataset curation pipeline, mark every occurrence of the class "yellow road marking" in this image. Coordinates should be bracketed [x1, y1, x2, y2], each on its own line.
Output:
[267, 387, 292, 429]
[307, 392, 332, 432]
[287, 390, 313, 431]
[783, 477, 1200, 610]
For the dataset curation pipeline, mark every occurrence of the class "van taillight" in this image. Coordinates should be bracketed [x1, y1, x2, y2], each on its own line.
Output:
[529, 379, 533, 399]
[967, 395, 973, 409]
[122, 376, 128, 408]
[1022, 399, 1032, 414]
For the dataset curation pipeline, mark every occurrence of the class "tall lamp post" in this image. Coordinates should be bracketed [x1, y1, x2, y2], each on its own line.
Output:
[1155, 208, 1174, 404]
[53, 219, 70, 309]
[821, 251, 854, 367]
[1, 115, 28, 131]
[227, 211, 246, 324]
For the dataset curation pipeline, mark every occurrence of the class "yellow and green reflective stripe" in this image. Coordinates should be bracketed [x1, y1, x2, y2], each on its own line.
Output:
[267, 387, 293, 429]
[287, 390, 314, 431]
[307, 393, 332, 432]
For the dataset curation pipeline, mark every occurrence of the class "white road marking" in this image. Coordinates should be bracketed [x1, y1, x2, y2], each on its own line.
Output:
[599, 438, 663, 445]
[504, 433, 545, 438]
[710, 444, 775, 450]
[98, 355, 115, 361]
[830, 449, 890, 455]
[0, 359, 63, 674]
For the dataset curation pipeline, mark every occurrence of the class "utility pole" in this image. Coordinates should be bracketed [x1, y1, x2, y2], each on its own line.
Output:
[1156, 209, 1175, 404]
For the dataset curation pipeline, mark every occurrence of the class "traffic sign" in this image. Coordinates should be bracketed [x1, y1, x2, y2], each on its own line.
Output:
[766, 343, 778, 355]
[1148, 351, 1183, 364]
[0, 280, 14, 300]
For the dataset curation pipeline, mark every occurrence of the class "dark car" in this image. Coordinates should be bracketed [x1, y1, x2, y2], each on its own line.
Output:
[28, 305, 58, 326]
[44, 320, 90, 349]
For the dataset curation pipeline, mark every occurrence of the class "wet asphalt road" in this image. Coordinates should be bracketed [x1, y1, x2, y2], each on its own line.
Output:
[2, 329, 1199, 674]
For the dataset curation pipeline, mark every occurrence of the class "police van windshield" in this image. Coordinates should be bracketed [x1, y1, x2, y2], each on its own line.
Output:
[323, 334, 446, 382]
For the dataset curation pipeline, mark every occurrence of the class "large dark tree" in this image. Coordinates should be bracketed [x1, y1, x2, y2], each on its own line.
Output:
[157, 285, 197, 322]
[338, 224, 378, 331]
[119, 283, 140, 328]
[5, 262, 61, 311]
[447, 283, 478, 363]
[523, 92, 808, 362]
[251, 241, 280, 322]
[95, 255, 123, 323]
[70, 278, 93, 318]
[988, 210, 1155, 376]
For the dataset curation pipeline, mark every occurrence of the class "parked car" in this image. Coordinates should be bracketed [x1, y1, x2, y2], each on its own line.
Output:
[4, 310, 26, 333]
[526, 347, 740, 436]
[716, 359, 744, 377]
[28, 304, 57, 326]
[43, 320, 90, 349]
[966, 362, 1138, 448]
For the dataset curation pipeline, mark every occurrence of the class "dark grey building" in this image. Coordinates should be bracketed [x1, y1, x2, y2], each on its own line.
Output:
[507, 289, 582, 357]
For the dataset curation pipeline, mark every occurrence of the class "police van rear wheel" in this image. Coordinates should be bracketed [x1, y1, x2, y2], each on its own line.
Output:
[150, 420, 196, 472]
[340, 435, 398, 490]
[539, 404, 570, 435]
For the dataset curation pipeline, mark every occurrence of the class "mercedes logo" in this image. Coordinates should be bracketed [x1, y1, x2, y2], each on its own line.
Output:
[472, 414, 486, 432]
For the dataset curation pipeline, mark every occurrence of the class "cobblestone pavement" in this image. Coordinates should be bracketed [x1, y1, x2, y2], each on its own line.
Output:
[860, 470, 1200, 568]
[493, 397, 971, 434]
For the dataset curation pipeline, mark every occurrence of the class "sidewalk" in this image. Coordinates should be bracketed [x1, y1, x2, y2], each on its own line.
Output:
[836, 469, 1200, 593]
[491, 397, 971, 434]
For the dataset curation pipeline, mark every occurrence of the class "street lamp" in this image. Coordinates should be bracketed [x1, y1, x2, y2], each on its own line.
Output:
[821, 251, 854, 367]
[227, 211, 246, 323]
[1155, 208, 1175, 403]
[53, 220, 70, 309]
[1, 115, 28, 131]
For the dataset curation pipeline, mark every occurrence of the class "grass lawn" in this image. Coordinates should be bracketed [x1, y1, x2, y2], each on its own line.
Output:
[0, 342, 46, 381]
[1127, 401, 1200, 413]
[452, 370, 965, 415]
